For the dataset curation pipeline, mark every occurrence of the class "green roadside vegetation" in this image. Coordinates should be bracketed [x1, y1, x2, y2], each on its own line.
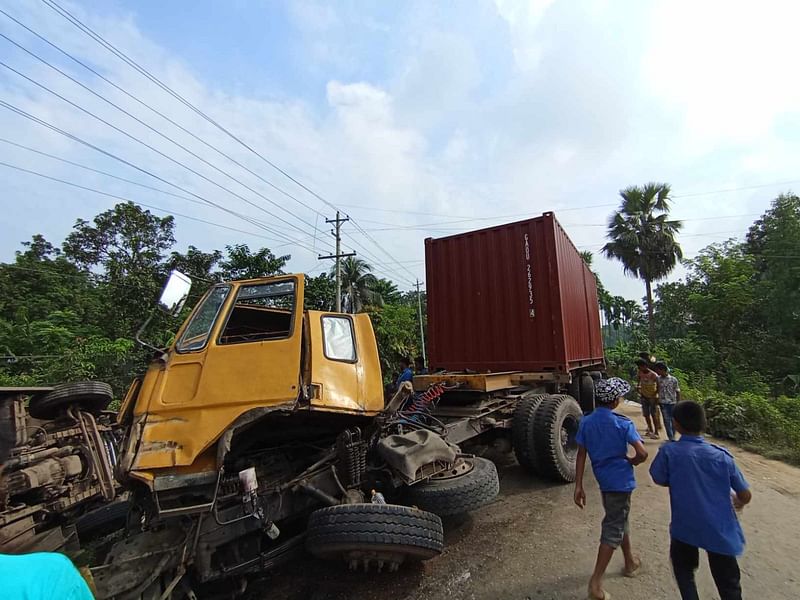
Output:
[0, 202, 425, 400]
[1, 193, 798, 465]
[601, 193, 800, 464]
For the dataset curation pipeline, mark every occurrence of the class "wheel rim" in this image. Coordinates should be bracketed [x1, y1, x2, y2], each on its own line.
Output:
[560, 414, 579, 459]
[429, 457, 475, 481]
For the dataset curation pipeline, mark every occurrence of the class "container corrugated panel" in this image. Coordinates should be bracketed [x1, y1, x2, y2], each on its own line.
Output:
[425, 212, 604, 374]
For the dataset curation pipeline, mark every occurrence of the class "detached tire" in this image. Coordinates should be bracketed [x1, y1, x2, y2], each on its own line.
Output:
[29, 381, 112, 420]
[306, 503, 443, 569]
[512, 393, 548, 474]
[533, 394, 583, 482]
[403, 457, 499, 516]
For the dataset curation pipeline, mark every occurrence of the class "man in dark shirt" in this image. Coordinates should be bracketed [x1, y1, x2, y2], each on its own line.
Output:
[650, 401, 752, 600]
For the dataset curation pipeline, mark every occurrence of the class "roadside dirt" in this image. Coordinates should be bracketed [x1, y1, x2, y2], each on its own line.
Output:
[251, 404, 800, 599]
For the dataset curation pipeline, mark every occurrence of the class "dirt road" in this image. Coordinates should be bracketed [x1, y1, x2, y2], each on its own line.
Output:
[255, 404, 800, 599]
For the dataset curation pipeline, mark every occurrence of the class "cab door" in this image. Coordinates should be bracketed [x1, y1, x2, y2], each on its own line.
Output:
[196, 276, 305, 409]
[130, 276, 305, 470]
[307, 311, 384, 414]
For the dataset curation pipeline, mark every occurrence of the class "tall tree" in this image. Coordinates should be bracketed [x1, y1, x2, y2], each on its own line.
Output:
[304, 273, 336, 311]
[333, 257, 380, 313]
[370, 278, 402, 304]
[745, 193, 800, 380]
[602, 182, 683, 345]
[63, 202, 175, 338]
[218, 244, 290, 280]
[166, 245, 222, 283]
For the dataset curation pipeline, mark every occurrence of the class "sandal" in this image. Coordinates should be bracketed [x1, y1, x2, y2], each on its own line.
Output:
[587, 591, 611, 600]
[623, 557, 642, 578]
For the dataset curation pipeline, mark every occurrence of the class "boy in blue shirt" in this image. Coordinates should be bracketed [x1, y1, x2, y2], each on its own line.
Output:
[650, 401, 751, 600]
[574, 377, 648, 600]
[395, 356, 413, 390]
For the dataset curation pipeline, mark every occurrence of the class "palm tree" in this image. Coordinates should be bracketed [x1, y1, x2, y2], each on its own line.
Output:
[370, 278, 401, 304]
[602, 183, 683, 346]
[333, 257, 381, 313]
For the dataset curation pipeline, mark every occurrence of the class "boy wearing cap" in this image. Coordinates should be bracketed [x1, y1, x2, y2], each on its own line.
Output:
[575, 377, 649, 600]
[650, 401, 751, 600]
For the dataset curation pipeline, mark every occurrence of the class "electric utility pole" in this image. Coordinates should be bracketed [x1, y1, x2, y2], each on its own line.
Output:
[318, 211, 355, 312]
[415, 279, 426, 365]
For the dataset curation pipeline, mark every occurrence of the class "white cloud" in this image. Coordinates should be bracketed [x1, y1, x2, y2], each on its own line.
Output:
[1, 0, 799, 301]
[494, 0, 556, 70]
[643, 0, 800, 151]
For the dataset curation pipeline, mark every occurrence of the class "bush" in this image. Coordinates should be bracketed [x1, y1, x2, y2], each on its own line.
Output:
[671, 372, 800, 465]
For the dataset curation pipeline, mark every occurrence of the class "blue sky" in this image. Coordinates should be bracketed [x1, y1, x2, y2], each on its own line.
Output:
[1, 0, 799, 299]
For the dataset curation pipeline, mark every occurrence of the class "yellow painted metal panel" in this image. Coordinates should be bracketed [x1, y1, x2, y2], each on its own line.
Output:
[353, 313, 385, 413]
[413, 372, 519, 392]
[128, 275, 305, 470]
[308, 311, 384, 414]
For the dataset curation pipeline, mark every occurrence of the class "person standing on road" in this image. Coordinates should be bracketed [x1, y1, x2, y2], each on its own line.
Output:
[650, 401, 752, 600]
[636, 358, 662, 439]
[574, 377, 648, 600]
[655, 362, 681, 441]
[395, 356, 414, 390]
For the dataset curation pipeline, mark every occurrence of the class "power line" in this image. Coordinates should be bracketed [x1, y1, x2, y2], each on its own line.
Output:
[0, 137, 196, 204]
[0, 58, 330, 252]
[337, 202, 618, 219]
[0, 29, 330, 247]
[0, 6, 330, 221]
[0, 160, 296, 247]
[0, 99, 319, 253]
[0, 128, 414, 284]
[41, 0, 340, 213]
[673, 180, 800, 198]
[40, 0, 418, 286]
[357, 213, 766, 233]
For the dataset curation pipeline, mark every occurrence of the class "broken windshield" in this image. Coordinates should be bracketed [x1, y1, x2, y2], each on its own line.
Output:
[175, 285, 230, 353]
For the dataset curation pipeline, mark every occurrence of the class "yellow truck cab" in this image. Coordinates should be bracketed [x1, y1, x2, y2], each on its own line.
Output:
[118, 274, 384, 480]
[98, 272, 483, 599]
[95, 237, 597, 599]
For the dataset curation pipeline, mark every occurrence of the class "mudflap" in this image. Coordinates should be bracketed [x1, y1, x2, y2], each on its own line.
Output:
[91, 526, 187, 599]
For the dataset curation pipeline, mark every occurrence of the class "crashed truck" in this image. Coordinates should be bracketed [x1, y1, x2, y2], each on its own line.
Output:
[91, 212, 605, 598]
[0, 382, 122, 555]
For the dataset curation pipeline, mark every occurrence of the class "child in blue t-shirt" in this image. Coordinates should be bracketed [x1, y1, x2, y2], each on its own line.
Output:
[575, 377, 649, 600]
[650, 401, 751, 600]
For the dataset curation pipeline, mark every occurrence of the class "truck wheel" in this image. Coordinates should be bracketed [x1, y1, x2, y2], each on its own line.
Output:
[402, 457, 499, 516]
[512, 393, 548, 474]
[579, 373, 596, 413]
[533, 394, 582, 483]
[28, 381, 113, 420]
[306, 503, 443, 571]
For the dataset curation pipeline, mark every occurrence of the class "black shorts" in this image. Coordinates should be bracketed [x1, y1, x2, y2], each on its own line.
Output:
[600, 491, 631, 549]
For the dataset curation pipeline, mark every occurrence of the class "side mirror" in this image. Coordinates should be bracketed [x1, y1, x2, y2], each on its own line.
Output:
[158, 271, 192, 317]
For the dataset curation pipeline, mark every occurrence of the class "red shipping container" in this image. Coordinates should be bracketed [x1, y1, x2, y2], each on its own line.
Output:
[425, 212, 604, 374]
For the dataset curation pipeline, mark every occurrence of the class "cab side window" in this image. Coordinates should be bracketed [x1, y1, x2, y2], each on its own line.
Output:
[219, 280, 295, 344]
[322, 316, 356, 362]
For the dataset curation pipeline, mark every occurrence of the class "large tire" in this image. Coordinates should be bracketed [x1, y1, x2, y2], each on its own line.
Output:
[512, 393, 548, 474]
[533, 394, 583, 482]
[306, 503, 443, 568]
[29, 381, 112, 420]
[402, 457, 499, 516]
